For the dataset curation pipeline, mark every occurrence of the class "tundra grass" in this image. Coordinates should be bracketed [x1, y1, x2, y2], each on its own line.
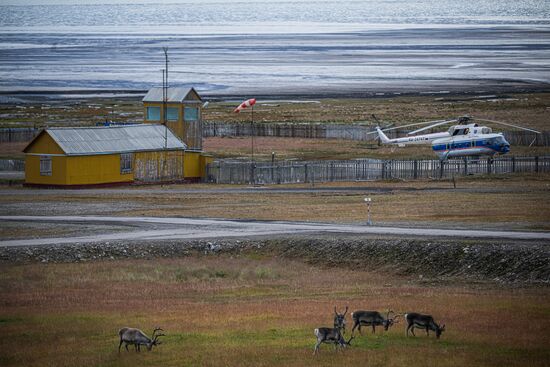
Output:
[2, 175, 548, 230]
[0, 257, 549, 367]
[203, 136, 550, 161]
[5, 93, 549, 129]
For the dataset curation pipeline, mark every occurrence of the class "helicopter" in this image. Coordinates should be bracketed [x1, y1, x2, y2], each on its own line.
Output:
[372, 115, 541, 161]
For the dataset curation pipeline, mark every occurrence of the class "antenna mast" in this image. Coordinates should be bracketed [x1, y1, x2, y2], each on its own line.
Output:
[163, 47, 169, 150]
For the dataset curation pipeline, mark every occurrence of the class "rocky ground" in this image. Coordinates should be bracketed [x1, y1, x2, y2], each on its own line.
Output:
[1, 234, 548, 285]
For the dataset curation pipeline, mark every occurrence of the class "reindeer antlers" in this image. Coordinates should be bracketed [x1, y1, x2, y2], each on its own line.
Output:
[335, 306, 349, 316]
[152, 327, 164, 339]
[152, 327, 166, 344]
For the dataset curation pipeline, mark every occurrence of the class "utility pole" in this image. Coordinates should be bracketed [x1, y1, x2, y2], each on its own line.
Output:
[161, 47, 169, 181]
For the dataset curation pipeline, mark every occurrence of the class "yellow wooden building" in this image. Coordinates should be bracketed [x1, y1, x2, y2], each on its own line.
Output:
[24, 86, 212, 187]
[23, 124, 210, 187]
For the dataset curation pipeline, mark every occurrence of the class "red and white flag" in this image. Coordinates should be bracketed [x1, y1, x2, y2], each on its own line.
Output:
[234, 98, 256, 113]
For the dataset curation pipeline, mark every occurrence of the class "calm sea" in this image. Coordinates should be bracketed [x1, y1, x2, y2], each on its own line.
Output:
[0, 0, 549, 95]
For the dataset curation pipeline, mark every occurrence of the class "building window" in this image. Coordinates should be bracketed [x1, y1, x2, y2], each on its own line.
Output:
[167, 107, 179, 121]
[40, 156, 51, 176]
[147, 106, 161, 121]
[184, 106, 199, 121]
[120, 153, 132, 174]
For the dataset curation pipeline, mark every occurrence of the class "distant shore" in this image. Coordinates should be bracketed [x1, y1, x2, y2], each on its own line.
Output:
[1, 81, 550, 102]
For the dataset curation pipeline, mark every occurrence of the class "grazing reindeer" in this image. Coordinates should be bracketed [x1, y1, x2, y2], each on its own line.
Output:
[334, 306, 348, 334]
[405, 313, 445, 338]
[351, 310, 401, 336]
[118, 327, 165, 352]
[313, 327, 354, 355]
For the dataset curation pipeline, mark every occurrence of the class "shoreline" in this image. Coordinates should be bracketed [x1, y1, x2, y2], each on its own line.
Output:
[1, 83, 550, 102]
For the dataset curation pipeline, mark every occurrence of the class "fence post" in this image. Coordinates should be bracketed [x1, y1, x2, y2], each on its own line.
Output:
[381, 161, 386, 179]
[487, 158, 492, 174]
[439, 160, 445, 179]
[304, 164, 308, 183]
[413, 160, 418, 179]
[271, 152, 275, 182]
[512, 156, 516, 173]
[463, 158, 468, 175]
[535, 156, 539, 173]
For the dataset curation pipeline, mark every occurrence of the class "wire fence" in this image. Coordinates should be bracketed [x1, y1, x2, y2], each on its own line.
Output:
[205, 156, 550, 185]
[203, 122, 550, 146]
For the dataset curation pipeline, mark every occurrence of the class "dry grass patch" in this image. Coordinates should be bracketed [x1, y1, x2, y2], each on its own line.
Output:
[1, 174, 549, 230]
[204, 136, 550, 161]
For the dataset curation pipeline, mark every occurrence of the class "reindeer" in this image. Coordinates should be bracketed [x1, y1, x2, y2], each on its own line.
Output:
[334, 306, 348, 334]
[313, 327, 354, 355]
[405, 313, 445, 338]
[313, 306, 352, 355]
[351, 310, 401, 336]
[118, 327, 165, 352]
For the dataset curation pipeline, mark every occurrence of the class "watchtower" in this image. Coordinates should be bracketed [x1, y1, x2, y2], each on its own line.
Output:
[142, 87, 203, 150]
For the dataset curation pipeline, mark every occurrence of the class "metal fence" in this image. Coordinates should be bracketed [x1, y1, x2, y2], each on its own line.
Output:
[205, 156, 550, 184]
[2, 124, 548, 146]
[203, 122, 550, 146]
[0, 159, 25, 171]
[0, 128, 39, 143]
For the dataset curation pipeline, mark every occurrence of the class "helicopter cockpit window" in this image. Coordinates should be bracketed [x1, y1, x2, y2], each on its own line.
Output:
[482, 127, 492, 134]
[452, 129, 460, 136]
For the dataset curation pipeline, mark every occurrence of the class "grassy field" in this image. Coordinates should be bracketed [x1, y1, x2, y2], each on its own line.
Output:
[2, 93, 550, 130]
[1, 93, 549, 160]
[2, 174, 548, 231]
[204, 136, 550, 160]
[2, 137, 549, 161]
[0, 256, 549, 367]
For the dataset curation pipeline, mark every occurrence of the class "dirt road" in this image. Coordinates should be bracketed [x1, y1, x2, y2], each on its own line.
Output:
[1, 215, 549, 247]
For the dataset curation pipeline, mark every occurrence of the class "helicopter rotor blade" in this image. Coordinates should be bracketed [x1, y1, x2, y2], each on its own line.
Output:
[474, 118, 541, 134]
[408, 119, 457, 135]
[365, 119, 453, 135]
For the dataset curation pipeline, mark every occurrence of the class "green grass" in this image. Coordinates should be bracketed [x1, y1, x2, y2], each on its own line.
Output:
[0, 257, 549, 366]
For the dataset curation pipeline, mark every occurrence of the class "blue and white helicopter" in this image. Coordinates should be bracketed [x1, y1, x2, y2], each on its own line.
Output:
[373, 115, 540, 161]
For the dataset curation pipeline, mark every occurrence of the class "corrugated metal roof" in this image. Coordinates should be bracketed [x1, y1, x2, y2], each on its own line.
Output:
[45, 125, 186, 155]
[142, 87, 201, 103]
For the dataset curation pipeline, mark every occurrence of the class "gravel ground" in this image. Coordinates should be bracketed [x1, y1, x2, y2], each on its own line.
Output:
[1, 234, 548, 285]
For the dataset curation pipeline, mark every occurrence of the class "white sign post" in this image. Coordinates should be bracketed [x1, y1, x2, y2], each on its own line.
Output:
[364, 197, 372, 226]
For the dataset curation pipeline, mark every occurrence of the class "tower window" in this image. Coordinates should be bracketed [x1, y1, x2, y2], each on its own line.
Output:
[147, 107, 161, 121]
[184, 107, 199, 121]
[167, 107, 179, 121]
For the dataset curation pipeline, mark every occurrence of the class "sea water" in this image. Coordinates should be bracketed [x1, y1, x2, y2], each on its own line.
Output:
[0, 0, 549, 95]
